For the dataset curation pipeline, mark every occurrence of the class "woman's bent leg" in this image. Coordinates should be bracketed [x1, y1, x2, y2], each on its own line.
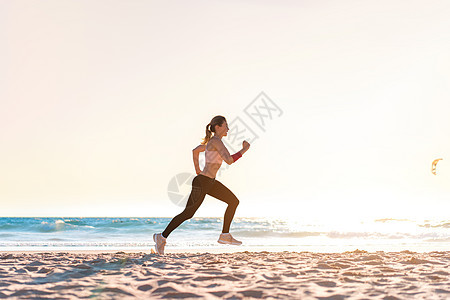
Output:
[162, 181, 205, 238]
[207, 180, 240, 233]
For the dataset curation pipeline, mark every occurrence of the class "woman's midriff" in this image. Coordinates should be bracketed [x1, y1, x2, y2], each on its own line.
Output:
[200, 162, 222, 179]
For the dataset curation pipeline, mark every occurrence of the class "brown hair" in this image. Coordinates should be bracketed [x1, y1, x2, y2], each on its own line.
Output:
[201, 115, 226, 145]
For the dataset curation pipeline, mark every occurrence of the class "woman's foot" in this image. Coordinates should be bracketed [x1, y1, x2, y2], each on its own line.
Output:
[153, 233, 166, 255]
[218, 233, 242, 245]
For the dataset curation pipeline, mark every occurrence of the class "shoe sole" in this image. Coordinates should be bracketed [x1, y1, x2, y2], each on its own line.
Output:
[218, 239, 242, 245]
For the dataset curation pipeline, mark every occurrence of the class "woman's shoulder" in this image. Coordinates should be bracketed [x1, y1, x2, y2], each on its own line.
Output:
[207, 138, 220, 150]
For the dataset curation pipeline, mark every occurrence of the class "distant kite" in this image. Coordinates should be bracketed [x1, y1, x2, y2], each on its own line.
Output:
[431, 158, 443, 175]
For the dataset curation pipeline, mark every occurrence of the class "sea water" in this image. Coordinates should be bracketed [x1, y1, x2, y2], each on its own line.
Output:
[0, 217, 448, 252]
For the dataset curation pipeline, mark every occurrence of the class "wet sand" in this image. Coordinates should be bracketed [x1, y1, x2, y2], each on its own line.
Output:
[0, 250, 448, 299]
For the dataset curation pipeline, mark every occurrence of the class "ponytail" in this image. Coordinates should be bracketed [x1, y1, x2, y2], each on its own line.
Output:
[201, 123, 212, 145]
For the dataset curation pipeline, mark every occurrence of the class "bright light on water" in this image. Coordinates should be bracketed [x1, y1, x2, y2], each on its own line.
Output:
[0, 217, 448, 252]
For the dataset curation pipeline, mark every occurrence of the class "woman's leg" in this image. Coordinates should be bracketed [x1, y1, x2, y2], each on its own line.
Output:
[207, 180, 240, 233]
[162, 176, 207, 238]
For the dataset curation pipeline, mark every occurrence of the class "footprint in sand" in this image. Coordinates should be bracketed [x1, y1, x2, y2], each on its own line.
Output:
[91, 287, 134, 297]
[209, 291, 228, 297]
[162, 292, 201, 298]
[193, 276, 215, 281]
[315, 280, 337, 287]
[152, 286, 178, 294]
[137, 284, 153, 291]
[240, 290, 264, 298]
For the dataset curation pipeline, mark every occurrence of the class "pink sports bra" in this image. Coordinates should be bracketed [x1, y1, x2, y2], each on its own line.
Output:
[205, 144, 223, 164]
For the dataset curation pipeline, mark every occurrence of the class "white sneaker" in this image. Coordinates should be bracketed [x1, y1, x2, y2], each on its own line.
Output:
[153, 233, 166, 255]
[218, 233, 242, 245]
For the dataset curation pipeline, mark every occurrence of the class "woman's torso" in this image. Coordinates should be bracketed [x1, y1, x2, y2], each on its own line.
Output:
[200, 140, 223, 179]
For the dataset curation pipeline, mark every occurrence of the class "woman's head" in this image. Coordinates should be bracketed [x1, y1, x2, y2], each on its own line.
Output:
[201, 115, 229, 144]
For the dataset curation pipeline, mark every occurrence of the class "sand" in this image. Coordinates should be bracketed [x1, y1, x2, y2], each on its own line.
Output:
[0, 250, 448, 299]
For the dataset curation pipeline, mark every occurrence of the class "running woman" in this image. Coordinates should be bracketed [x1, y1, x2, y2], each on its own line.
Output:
[153, 115, 250, 255]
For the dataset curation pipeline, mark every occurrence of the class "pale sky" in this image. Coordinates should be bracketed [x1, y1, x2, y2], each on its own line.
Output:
[1, 0, 449, 220]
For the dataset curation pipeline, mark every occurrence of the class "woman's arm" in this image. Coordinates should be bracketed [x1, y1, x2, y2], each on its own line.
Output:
[212, 139, 248, 165]
[192, 145, 206, 174]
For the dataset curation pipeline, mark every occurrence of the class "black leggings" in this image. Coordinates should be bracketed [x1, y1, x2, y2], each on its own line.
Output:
[162, 174, 240, 238]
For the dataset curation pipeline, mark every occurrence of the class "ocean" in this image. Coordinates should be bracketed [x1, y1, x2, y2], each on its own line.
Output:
[0, 217, 448, 252]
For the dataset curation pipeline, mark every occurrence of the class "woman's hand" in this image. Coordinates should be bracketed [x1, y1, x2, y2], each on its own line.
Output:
[195, 169, 202, 175]
[242, 140, 250, 150]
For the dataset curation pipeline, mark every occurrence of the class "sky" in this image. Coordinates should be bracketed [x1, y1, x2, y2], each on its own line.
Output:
[1, 0, 449, 220]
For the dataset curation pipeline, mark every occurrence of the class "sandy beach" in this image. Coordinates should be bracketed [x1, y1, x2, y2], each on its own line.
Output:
[0, 250, 448, 299]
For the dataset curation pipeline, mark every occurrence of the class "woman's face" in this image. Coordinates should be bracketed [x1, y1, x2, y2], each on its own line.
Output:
[215, 121, 229, 137]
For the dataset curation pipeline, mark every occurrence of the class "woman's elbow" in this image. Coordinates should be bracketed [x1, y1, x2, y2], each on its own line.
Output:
[225, 158, 234, 165]
[193, 145, 205, 153]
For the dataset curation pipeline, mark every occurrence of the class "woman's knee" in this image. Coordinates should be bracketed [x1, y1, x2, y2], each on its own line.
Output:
[178, 209, 195, 221]
[184, 210, 196, 220]
[231, 197, 239, 208]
